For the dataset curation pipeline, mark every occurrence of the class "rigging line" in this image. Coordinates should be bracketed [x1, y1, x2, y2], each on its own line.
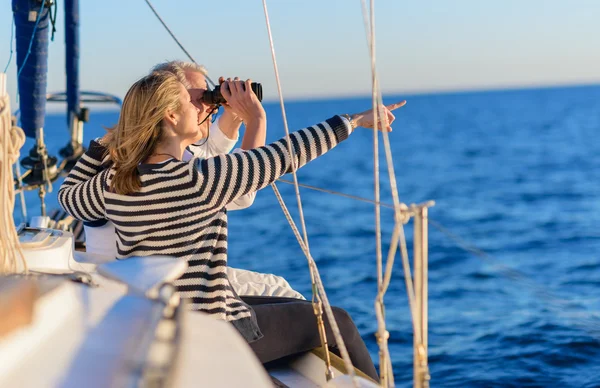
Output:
[370, 67, 416, 316]
[141, 0, 216, 88]
[16, 1, 46, 81]
[261, 1, 357, 381]
[47, 0, 58, 42]
[260, 0, 309, 252]
[294, 125, 600, 336]
[3, 18, 15, 73]
[359, 2, 410, 273]
[368, 10, 417, 304]
[361, 0, 391, 382]
[284, 178, 600, 348]
[275, 179, 596, 316]
[373, 106, 387, 386]
[360, 1, 417, 385]
[288, 178, 600, 336]
[429, 219, 560, 292]
[428, 219, 600, 336]
[280, 179, 600, 335]
[277, 178, 398, 209]
[428, 219, 584, 304]
[270, 183, 357, 380]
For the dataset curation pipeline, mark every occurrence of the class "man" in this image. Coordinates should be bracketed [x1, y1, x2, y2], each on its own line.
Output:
[84, 60, 303, 299]
[154, 60, 255, 209]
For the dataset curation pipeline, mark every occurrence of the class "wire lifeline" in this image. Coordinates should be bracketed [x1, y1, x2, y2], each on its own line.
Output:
[278, 176, 600, 340]
[428, 219, 600, 337]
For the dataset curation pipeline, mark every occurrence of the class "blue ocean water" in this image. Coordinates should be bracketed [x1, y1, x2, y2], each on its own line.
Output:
[15, 85, 600, 386]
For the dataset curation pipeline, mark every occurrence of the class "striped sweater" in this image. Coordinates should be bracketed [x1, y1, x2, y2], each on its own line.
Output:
[58, 115, 351, 341]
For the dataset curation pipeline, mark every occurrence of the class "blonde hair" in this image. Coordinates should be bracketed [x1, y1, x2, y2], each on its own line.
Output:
[152, 61, 208, 89]
[108, 71, 183, 195]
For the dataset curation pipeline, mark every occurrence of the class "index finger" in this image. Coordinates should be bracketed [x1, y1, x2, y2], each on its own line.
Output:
[244, 79, 253, 95]
[386, 100, 407, 111]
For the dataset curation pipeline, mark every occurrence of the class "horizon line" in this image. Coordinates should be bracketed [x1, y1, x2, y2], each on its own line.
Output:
[41, 80, 600, 114]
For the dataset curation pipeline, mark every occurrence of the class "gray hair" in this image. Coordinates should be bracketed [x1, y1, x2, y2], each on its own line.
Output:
[151, 61, 208, 89]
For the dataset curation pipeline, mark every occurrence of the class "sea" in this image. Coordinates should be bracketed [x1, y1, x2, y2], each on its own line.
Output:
[13, 84, 600, 387]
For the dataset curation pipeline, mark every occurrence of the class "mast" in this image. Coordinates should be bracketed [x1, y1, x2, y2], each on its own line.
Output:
[13, 0, 58, 216]
[60, 0, 87, 165]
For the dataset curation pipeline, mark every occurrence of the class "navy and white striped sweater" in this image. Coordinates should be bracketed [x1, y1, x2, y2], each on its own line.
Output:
[58, 115, 351, 341]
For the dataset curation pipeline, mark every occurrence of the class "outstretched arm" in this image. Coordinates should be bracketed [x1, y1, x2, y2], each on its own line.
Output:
[192, 115, 351, 212]
[192, 80, 405, 212]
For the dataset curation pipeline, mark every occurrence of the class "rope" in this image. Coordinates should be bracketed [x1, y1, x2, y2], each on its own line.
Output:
[278, 178, 406, 209]
[359, 1, 394, 385]
[270, 184, 357, 378]
[359, 1, 405, 386]
[260, 0, 309, 252]
[0, 77, 27, 274]
[261, 0, 357, 382]
[142, 0, 215, 88]
[16, 1, 46, 80]
[48, 0, 58, 42]
[3, 18, 14, 73]
[359, 0, 433, 385]
[428, 219, 600, 337]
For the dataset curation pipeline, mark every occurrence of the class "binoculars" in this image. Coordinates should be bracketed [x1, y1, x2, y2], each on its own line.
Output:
[201, 82, 263, 105]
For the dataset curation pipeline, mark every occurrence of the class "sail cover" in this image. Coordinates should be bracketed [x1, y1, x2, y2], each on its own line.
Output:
[12, 0, 50, 138]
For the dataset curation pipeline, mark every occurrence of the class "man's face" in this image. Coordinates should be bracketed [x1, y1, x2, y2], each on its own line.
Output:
[184, 70, 216, 139]
[185, 70, 210, 110]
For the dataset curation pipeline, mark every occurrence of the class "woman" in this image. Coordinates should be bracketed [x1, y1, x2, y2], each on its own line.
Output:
[59, 71, 405, 380]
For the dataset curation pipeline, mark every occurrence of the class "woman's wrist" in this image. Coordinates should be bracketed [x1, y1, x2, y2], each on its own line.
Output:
[341, 114, 358, 131]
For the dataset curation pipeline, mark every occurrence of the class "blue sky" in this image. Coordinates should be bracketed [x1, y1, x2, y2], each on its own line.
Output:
[1, 0, 600, 109]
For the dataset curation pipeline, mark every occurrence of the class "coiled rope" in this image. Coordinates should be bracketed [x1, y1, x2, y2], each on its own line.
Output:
[0, 73, 27, 274]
